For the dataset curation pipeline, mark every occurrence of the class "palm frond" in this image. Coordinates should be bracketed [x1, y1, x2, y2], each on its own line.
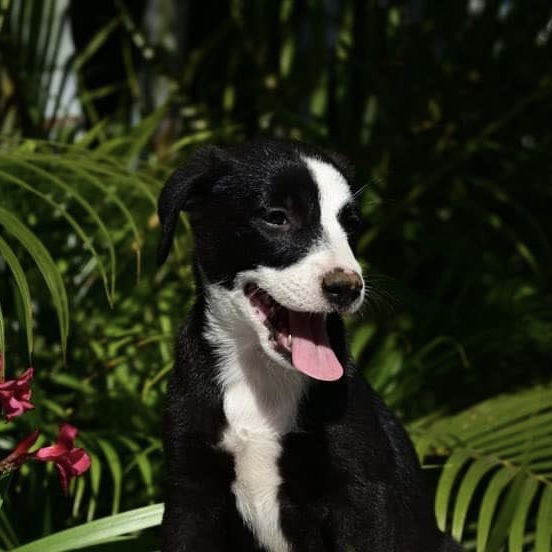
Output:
[0, 235, 34, 356]
[0, 138, 161, 356]
[0, 206, 69, 355]
[413, 385, 552, 551]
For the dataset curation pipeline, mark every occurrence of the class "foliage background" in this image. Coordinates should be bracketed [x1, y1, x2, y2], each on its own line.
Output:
[0, 0, 551, 550]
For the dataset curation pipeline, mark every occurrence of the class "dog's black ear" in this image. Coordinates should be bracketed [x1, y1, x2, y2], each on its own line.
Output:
[157, 145, 231, 265]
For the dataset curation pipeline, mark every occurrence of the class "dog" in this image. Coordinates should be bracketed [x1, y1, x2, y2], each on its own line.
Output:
[157, 139, 461, 551]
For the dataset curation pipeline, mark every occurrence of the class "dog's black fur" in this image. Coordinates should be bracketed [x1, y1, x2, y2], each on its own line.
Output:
[158, 140, 461, 551]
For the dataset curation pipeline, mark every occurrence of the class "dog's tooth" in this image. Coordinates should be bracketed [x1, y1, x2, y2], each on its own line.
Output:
[287, 334, 292, 348]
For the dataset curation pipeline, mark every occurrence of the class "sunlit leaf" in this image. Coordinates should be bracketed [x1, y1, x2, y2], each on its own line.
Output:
[0, 235, 33, 355]
[0, 206, 69, 355]
[11, 504, 163, 552]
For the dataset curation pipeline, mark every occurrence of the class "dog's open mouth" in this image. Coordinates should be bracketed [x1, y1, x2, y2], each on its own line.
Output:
[244, 284, 344, 381]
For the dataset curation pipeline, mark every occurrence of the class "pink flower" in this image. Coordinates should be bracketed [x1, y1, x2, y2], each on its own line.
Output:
[35, 423, 91, 492]
[0, 367, 35, 422]
[0, 430, 40, 472]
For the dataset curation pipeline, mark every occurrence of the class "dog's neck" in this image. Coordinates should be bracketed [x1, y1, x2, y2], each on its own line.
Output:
[202, 281, 307, 435]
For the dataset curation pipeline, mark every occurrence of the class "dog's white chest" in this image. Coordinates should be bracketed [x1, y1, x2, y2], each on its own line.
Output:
[220, 379, 296, 552]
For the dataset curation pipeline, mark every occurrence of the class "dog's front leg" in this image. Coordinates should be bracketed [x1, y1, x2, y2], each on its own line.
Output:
[162, 483, 232, 551]
[162, 440, 236, 552]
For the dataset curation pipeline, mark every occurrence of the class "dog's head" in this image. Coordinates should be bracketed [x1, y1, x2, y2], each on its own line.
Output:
[158, 140, 364, 381]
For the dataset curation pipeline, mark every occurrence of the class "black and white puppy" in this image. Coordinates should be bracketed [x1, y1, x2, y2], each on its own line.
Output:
[157, 140, 461, 552]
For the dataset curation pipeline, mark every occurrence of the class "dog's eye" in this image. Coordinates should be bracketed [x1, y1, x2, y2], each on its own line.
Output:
[262, 209, 290, 227]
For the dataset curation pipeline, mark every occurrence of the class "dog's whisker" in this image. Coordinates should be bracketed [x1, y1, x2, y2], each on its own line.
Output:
[352, 183, 369, 199]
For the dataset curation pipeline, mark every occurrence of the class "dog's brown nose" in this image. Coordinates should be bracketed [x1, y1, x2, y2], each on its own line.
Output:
[322, 268, 363, 308]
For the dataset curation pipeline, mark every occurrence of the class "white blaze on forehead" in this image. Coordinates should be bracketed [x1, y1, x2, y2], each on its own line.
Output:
[303, 156, 352, 222]
[303, 156, 361, 273]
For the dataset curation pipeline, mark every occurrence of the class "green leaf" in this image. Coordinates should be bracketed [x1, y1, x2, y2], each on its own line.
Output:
[0, 504, 18, 549]
[49, 373, 95, 395]
[0, 472, 13, 511]
[421, 385, 552, 549]
[72, 17, 120, 73]
[535, 486, 552, 552]
[476, 466, 517, 552]
[350, 323, 375, 361]
[507, 477, 539, 552]
[452, 457, 497, 542]
[435, 449, 472, 531]
[76, 119, 109, 148]
[86, 450, 102, 522]
[96, 438, 123, 515]
[0, 207, 69, 355]
[0, 159, 116, 304]
[0, 287, 5, 359]
[11, 504, 163, 552]
[0, 234, 34, 355]
[118, 436, 156, 499]
[72, 476, 86, 519]
[486, 472, 526, 552]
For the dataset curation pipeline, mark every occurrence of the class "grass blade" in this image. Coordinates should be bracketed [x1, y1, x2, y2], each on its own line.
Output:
[11, 504, 163, 552]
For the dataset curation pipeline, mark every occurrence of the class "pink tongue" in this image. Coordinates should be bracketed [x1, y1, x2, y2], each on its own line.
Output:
[289, 312, 343, 381]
